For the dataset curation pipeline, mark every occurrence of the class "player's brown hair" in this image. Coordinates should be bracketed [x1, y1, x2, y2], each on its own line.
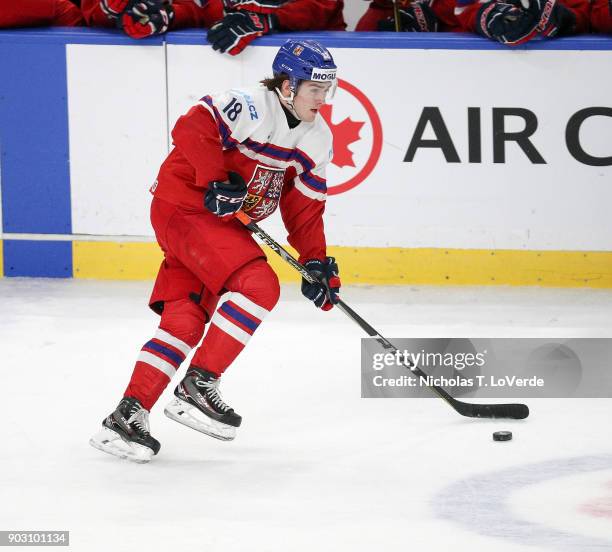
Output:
[260, 74, 290, 91]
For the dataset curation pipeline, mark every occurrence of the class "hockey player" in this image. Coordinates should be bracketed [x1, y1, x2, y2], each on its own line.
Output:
[356, 0, 461, 32]
[207, 0, 346, 56]
[0, 0, 83, 27]
[81, 0, 223, 38]
[90, 39, 341, 463]
[454, 0, 589, 45]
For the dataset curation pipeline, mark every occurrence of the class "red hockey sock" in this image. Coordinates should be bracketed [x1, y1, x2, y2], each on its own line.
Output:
[124, 299, 206, 410]
[192, 259, 280, 376]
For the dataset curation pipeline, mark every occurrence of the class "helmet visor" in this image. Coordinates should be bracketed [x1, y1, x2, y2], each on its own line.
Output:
[298, 66, 338, 103]
[298, 80, 337, 104]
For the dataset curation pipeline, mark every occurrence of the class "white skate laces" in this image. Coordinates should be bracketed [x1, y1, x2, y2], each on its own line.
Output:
[127, 407, 151, 435]
[196, 379, 230, 412]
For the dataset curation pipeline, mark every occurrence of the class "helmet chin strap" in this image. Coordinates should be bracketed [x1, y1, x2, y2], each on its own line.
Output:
[275, 87, 301, 121]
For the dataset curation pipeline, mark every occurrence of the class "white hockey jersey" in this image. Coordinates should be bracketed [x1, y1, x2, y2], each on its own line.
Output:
[153, 85, 334, 261]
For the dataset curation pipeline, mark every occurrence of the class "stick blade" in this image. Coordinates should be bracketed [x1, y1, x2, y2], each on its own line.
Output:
[453, 400, 530, 419]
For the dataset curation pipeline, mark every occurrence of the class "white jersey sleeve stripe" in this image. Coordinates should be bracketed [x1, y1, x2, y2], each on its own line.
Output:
[295, 179, 327, 201]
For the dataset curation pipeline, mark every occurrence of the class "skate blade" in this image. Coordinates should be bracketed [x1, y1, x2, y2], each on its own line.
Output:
[89, 427, 154, 464]
[164, 397, 236, 441]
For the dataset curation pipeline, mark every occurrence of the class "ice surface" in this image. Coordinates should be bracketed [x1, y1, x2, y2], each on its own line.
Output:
[0, 279, 611, 552]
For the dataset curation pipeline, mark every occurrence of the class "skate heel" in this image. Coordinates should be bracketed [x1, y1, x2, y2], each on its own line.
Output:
[164, 397, 237, 441]
[89, 427, 155, 464]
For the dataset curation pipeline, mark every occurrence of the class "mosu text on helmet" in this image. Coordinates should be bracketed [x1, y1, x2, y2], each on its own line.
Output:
[311, 69, 337, 82]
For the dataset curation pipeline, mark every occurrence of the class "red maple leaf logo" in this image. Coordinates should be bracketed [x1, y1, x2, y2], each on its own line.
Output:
[319, 104, 365, 169]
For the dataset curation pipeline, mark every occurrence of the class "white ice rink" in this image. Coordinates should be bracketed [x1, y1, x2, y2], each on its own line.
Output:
[1, 278, 611, 551]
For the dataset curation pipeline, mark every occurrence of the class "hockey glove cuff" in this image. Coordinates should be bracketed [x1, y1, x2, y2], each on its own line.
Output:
[204, 171, 248, 218]
[207, 11, 277, 55]
[538, 0, 577, 36]
[301, 257, 341, 312]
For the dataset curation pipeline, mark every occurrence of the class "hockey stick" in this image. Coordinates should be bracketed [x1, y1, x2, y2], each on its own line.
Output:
[235, 211, 529, 420]
[393, 0, 402, 32]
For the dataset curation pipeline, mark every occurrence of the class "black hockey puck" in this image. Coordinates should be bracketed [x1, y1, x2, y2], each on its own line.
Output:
[493, 431, 512, 441]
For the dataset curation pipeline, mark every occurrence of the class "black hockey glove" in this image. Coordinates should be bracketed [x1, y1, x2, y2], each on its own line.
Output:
[477, 0, 575, 44]
[377, 1, 439, 32]
[476, 0, 539, 45]
[301, 257, 341, 312]
[528, 0, 577, 37]
[204, 172, 247, 218]
[207, 11, 277, 56]
[119, 0, 174, 38]
[222, 0, 289, 12]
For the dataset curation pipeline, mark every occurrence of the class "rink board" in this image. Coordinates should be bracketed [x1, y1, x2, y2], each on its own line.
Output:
[1, 30, 612, 286]
[70, 241, 612, 287]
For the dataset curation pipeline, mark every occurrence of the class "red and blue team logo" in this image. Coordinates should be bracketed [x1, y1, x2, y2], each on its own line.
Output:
[243, 164, 285, 221]
[319, 79, 383, 195]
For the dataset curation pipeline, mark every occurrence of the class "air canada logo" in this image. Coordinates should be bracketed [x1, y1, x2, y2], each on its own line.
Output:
[319, 79, 383, 195]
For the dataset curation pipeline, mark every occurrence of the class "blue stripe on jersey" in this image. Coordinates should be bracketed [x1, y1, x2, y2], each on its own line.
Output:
[202, 96, 317, 175]
[293, 149, 316, 172]
[300, 171, 327, 192]
[242, 139, 316, 174]
[244, 138, 293, 161]
[201, 95, 238, 149]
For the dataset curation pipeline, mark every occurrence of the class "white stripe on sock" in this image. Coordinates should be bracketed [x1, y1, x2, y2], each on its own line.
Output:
[210, 309, 251, 345]
[155, 328, 192, 356]
[137, 351, 176, 379]
[227, 292, 270, 322]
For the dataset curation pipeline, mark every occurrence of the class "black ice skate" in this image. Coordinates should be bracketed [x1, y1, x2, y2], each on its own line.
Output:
[164, 366, 241, 441]
[89, 397, 160, 464]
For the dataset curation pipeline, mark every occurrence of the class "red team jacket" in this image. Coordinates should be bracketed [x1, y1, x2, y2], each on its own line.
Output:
[356, 0, 461, 32]
[0, 0, 83, 27]
[453, 0, 590, 34]
[152, 87, 332, 263]
[81, 0, 344, 30]
[591, 0, 612, 32]
[80, 0, 223, 28]
[274, 0, 346, 30]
